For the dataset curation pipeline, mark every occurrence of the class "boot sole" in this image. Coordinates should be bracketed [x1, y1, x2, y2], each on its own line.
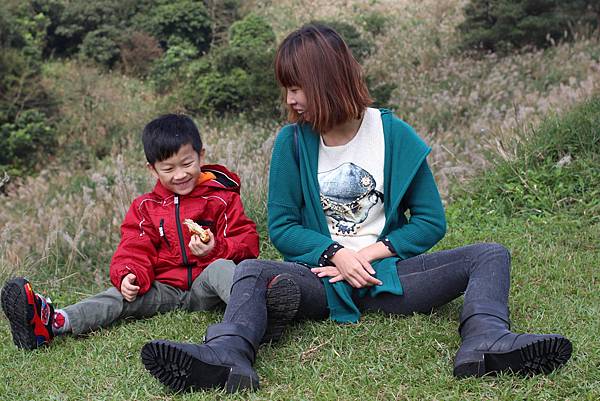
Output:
[263, 275, 301, 343]
[454, 336, 572, 378]
[1, 278, 37, 350]
[141, 341, 258, 393]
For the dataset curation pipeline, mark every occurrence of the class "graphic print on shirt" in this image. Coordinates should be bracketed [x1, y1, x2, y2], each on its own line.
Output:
[319, 162, 383, 235]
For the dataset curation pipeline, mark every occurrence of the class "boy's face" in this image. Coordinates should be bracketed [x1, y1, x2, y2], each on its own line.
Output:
[148, 143, 205, 196]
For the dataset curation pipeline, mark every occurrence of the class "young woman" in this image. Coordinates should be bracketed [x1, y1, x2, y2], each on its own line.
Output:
[140, 24, 572, 393]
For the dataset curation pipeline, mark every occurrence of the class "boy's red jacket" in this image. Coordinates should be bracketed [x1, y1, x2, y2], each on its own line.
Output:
[109, 164, 259, 295]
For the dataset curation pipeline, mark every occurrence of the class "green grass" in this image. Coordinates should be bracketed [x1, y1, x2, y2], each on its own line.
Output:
[1, 102, 599, 399]
[1, 210, 597, 400]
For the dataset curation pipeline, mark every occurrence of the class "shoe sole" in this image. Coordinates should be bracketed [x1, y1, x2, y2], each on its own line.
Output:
[454, 336, 572, 378]
[1, 278, 37, 350]
[141, 341, 258, 393]
[263, 275, 301, 343]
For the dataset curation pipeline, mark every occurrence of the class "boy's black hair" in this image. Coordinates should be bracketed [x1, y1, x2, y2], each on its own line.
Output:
[142, 114, 203, 164]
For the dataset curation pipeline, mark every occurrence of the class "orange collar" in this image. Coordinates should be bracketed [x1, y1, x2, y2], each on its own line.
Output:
[196, 171, 216, 186]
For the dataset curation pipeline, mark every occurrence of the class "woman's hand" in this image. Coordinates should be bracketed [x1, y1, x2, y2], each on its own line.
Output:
[311, 265, 341, 279]
[357, 241, 394, 263]
[327, 248, 382, 288]
[120, 273, 140, 302]
[188, 229, 215, 257]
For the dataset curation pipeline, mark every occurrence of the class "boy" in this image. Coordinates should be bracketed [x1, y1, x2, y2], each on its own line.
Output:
[1, 114, 298, 349]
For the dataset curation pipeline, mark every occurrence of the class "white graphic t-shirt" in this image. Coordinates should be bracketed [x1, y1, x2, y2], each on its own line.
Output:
[318, 107, 385, 251]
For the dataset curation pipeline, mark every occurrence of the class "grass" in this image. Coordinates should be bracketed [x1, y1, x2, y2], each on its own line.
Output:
[1, 1, 600, 398]
[0, 211, 597, 400]
[1, 99, 599, 400]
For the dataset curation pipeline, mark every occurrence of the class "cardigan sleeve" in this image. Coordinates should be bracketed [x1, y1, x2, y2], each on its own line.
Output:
[386, 160, 447, 259]
[267, 126, 335, 265]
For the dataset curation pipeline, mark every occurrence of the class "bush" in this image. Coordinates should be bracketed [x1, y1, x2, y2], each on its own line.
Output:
[459, 0, 600, 53]
[358, 11, 389, 37]
[79, 25, 121, 67]
[150, 40, 198, 93]
[118, 31, 163, 77]
[0, 109, 57, 175]
[35, 0, 133, 57]
[134, 0, 212, 53]
[182, 13, 279, 117]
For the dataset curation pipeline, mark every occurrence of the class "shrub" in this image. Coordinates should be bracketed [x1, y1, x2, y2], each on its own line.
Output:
[133, 0, 212, 53]
[459, 0, 600, 53]
[35, 0, 131, 57]
[182, 13, 279, 117]
[0, 109, 57, 176]
[79, 25, 121, 67]
[358, 11, 389, 37]
[150, 40, 198, 93]
[118, 31, 163, 77]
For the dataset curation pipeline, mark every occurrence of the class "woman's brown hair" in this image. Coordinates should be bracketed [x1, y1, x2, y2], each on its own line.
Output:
[274, 24, 372, 133]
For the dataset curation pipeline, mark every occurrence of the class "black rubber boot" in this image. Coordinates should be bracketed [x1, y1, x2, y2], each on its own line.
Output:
[141, 323, 260, 393]
[263, 273, 301, 344]
[453, 302, 572, 378]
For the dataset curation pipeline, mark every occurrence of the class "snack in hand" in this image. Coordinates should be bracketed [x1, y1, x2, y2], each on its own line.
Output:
[183, 219, 210, 243]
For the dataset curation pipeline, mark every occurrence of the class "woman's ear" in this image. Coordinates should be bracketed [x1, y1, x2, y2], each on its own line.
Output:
[199, 148, 206, 166]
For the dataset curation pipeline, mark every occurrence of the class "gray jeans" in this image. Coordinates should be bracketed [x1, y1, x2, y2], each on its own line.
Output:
[224, 243, 511, 342]
[64, 259, 235, 335]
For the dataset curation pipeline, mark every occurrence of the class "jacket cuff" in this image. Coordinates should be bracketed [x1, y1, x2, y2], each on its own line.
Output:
[318, 242, 343, 267]
[379, 237, 397, 255]
[206, 237, 226, 260]
[110, 266, 130, 290]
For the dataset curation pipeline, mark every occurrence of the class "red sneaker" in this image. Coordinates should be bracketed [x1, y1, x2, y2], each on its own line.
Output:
[1, 277, 54, 350]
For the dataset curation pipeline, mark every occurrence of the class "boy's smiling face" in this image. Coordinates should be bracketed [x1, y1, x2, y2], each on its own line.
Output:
[148, 143, 205, 196]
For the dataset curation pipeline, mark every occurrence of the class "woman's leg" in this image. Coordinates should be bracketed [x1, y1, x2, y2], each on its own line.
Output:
[223, 260, 328, 340]
[141, 260, 328, 393]
[356, 243, 509, 315]
[356, 243, 571, 377]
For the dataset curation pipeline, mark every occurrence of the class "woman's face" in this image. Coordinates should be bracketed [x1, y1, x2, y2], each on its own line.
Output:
[286, 86, 308, 118]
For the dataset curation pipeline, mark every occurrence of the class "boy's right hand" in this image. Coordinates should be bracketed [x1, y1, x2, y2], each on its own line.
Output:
[120, 273, 140, 302]
[188, 229, 215, 257]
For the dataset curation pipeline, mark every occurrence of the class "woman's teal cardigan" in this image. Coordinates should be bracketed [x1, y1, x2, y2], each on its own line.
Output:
[267, 109, 447, 322]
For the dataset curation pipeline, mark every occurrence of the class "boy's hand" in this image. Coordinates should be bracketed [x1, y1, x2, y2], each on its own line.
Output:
[120, 273, 139, 302]
[188, 229, 215, 257]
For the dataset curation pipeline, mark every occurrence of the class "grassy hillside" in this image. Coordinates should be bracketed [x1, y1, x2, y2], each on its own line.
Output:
[1, 0, 600, 399]
[1, 95, 598, 401]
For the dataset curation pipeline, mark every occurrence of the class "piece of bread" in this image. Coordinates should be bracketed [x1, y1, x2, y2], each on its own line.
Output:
[183, 219, 210, 243]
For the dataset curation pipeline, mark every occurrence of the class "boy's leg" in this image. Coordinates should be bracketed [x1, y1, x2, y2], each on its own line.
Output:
[186, 259, 235, 311]
[64, 281, 184, 335]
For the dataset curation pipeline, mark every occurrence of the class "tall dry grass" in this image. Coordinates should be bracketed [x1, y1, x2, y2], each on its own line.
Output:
[2, 0, 600, 283]
[251, 0, 600, 193]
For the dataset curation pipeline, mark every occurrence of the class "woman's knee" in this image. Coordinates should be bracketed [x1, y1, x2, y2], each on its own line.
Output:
[233, 259, 268, 281]
[469, 242, 511, 272]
